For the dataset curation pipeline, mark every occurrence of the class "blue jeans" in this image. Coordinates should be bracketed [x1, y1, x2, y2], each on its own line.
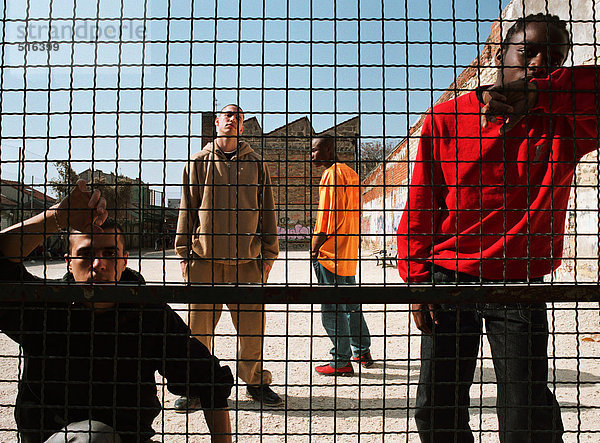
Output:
[313, 260, 371, 368]
[415, 266, 563, 443]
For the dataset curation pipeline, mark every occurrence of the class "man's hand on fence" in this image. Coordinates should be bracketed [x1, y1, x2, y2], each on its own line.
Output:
[180, 260, 187, 279]
[411, 303, 438, 334]
[54, 179, 107, 232]
[0, 179, 107, 261]
[480, 79, 538, 134]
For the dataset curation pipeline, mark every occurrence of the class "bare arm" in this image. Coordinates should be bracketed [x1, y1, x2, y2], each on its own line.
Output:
[0, 180, 107, 261]
[312, 168, 335, 261]
[203, 409, 232, 443]
[311, 232, 328, 260]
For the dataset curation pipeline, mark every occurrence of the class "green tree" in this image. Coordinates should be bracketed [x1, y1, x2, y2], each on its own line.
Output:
[359, 140, 397, 178]
[50, 161, 78, 200]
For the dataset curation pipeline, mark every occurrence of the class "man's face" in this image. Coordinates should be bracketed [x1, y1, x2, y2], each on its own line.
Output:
[311, 139, 331, 167]
[498, 22, 570, 85]
[66, 228, 128, 283]
[215, 105, 244, 137]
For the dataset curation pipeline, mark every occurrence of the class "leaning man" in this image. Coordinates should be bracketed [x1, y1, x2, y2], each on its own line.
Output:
[0, 180, 233, 442]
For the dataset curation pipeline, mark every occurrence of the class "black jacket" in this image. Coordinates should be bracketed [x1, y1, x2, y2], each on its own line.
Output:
[0, 258, 233, 442]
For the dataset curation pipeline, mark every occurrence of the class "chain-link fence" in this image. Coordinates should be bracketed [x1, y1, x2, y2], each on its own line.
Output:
[0, 0, 599, 441]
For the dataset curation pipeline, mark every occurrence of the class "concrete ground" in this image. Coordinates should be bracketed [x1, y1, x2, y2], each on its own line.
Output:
[0, 249, 598, 442]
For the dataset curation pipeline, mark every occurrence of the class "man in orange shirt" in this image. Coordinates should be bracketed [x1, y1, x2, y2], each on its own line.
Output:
[311, 136, 373, 376]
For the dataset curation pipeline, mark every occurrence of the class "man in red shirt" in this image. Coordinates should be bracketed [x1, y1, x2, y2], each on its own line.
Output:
[397, 14, 598, 442]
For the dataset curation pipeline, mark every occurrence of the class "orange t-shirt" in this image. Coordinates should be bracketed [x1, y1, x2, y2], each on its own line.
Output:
[314, 163, 361, 276]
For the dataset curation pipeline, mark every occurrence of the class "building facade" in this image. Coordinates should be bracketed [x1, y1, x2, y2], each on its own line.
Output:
[360, 0, 600, 282]
[201, 112, 360, 247]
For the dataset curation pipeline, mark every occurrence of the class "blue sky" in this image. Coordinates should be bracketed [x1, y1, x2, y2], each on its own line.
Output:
[0, 0, 509, 199]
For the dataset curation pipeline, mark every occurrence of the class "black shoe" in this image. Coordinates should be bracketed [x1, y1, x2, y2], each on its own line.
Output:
[246, 385, 284, 407]
[173, 396, 203, 413]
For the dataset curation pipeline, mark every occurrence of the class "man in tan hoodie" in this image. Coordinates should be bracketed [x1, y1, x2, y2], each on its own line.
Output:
[175, 104, 282, 408]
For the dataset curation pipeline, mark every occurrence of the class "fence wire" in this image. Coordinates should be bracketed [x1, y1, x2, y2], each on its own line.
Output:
[0, 0, 599, 441]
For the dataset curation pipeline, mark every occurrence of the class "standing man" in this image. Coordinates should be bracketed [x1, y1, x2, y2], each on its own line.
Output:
[175, 104, 282, 407]
[311, 136, 373, 376]
[398, 14, 598, 442]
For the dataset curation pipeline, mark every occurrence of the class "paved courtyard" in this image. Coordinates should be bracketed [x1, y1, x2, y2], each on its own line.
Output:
[0, 249, 598, 441]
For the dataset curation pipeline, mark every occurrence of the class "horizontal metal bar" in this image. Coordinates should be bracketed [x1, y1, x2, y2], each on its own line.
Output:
[1, 283, 599, 304]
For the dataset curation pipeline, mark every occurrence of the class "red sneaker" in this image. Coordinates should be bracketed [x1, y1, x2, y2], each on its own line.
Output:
[315, 363, 354, 376]
[352, 352, 374, 368]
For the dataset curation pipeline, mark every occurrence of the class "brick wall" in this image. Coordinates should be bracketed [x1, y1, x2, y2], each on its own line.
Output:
[201, 112, 359, 246]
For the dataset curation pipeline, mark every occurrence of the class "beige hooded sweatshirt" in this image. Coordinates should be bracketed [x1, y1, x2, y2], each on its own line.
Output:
[175, 141, 279, 266]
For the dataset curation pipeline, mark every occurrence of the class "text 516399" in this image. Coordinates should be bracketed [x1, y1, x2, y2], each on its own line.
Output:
[17, 42, 60, 51]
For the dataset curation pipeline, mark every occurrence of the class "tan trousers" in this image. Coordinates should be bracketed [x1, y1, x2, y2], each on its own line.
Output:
[186, 259, 272, 386]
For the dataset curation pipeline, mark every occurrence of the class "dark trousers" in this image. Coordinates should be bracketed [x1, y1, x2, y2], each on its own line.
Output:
[313, 260, 371, 368]
[415, 267, 564, 443]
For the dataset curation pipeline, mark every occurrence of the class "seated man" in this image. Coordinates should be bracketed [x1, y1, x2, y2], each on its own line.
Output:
[0, 180, 234, 442]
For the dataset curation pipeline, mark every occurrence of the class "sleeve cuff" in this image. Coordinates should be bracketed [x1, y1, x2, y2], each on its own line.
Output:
[197, 366, 234, 409]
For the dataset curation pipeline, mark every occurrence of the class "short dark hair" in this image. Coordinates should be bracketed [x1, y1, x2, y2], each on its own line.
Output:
[312, 135, 335, 152]
[220, 104, 244, 115]
[503, 13, 571, 49]
[68, 219, 126, 252]
[102, 220, 126, 250]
